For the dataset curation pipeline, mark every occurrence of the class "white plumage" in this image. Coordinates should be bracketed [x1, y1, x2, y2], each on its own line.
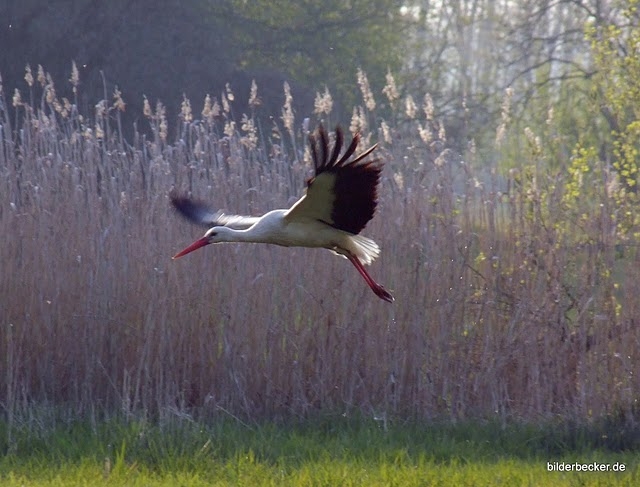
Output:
[171, 125, 393, 302]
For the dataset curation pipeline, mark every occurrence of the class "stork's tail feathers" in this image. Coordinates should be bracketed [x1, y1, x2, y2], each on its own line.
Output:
[349, 235, 380, 265]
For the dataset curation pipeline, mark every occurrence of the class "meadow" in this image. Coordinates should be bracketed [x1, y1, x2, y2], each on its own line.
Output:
[1, 68, 639, 484]
[2, 417, 639, 486]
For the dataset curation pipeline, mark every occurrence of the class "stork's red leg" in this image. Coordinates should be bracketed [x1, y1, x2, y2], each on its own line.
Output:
[346, 254, 394, 303]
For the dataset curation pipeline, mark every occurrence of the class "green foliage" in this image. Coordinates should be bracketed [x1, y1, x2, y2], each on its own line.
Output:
[225, 0, 408, 113]
[485, 0, 640, 335]
[582, 0, 640, 240]
[562, 145, 598, 218]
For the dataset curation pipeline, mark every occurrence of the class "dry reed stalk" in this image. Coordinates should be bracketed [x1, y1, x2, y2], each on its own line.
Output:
[0, 73, 638, 428]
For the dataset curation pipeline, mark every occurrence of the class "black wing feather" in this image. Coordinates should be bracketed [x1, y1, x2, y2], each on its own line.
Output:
[328, 127, 343, 166]
[307, 125, 382, 235]
[170, 195, 219, 227]
[170, 193, 258, 229]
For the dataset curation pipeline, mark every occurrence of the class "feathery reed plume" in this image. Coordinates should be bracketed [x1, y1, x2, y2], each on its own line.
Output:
[357, 68, 376, 111]
[423, 93, 434, 121]
[313, 86, 333, 116]
[225, 82, 234, 102]
[12, 89, 21, 108]
[240, 114, 257, 150]
[143, 95, 152, 118]
[222, 92, 231, 115]
[69, 61, 80, 94]
[224, 120, 235, 137]
[382, 70, 399, 107]
[201, 94, 220, 124]
[45, 73, 56, 105]
[24, 64, 34, 87]
[281, 81, 294, 135]
[418, 123, 431, 144]
[95, 100, 106, 139]
[113, 87, 125, 112]
[37, 64, 46, 87]
[181, 95, 193, 123]
[380, 120, 391, 145]
[350, 106, 367, 136]
[405, 94, 417, 119]
[248, 79, 260, 109]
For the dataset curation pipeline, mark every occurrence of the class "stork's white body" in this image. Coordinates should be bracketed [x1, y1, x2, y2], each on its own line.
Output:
[171, 126, 393, 302]
[208, 210, 380, 264]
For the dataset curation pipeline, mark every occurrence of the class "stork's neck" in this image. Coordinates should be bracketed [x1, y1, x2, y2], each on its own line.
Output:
[213, 210, 284, 244]
[213, 225, 266, 243]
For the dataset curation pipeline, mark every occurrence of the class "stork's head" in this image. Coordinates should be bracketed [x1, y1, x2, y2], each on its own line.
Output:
[172, 227, 230, 258]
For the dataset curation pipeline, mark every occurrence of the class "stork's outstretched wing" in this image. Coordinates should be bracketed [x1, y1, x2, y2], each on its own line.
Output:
[285, 125, 382, 235]
[170, 194, 259, 230]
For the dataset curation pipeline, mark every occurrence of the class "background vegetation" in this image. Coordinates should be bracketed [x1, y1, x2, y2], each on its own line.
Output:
[1, 0, 639, 460]
[0, 0, 406, 132]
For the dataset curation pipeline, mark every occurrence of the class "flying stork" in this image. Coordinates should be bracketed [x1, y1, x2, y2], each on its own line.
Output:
[170, 125, 394, 303]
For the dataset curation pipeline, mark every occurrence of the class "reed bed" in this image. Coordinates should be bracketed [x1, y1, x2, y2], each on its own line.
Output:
[1, 71, 638, 427]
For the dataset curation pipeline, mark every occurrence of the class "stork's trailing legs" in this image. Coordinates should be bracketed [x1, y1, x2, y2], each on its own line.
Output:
[346, 254, 394, 303]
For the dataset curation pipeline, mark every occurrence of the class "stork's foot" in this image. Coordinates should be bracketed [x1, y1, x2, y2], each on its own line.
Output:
[373, 284, 394, 303]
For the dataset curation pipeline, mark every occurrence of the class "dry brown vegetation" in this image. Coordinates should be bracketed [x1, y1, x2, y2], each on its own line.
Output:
[1, 71, 638, 427]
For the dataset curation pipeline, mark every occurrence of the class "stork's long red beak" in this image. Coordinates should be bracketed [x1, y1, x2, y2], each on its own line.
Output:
[172, 237, 211, 259]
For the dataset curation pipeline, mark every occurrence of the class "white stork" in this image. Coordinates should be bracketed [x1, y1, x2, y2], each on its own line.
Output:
[170, 125, 394, 303]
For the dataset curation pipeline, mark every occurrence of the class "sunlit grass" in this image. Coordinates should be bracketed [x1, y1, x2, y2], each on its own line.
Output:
[1, 418, 638, 486]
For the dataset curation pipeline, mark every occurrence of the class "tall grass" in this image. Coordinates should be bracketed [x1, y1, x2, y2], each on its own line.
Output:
[2, 418, 639, 486]
[1, 68, 638, 430]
